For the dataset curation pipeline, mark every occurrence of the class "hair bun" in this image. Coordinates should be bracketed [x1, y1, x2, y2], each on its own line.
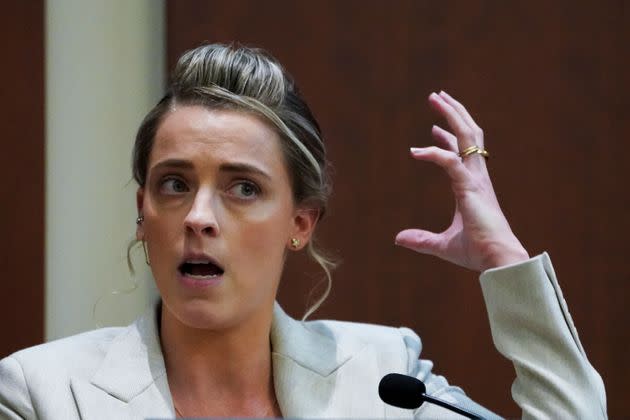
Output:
[172, 43, 287, 107]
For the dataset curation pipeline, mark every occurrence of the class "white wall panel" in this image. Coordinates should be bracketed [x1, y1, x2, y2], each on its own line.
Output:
[46, 0, 165, 340]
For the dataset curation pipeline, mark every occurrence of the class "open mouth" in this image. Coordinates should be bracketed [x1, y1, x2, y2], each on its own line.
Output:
[178, 260, 225, 279]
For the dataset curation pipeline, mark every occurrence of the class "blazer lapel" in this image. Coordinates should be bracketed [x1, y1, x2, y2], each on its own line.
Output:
[271, 304, 394, 418]
[70, 304, 174, 419]
[70, 302, 412, 419]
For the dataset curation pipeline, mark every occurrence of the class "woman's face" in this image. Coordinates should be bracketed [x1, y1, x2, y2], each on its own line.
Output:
[136, 105, 316, 331]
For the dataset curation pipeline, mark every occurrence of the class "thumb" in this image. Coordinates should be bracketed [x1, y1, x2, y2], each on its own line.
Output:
[395, 229, 443, 257]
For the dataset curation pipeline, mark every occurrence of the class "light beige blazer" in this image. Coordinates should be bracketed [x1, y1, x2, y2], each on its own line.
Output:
[0, 253, 607, 419]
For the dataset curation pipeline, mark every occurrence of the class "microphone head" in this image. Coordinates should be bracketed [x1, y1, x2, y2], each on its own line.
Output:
[378, 373, 427, 410]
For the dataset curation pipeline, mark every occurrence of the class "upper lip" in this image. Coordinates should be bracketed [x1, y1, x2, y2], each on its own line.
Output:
[179, 251, 224, 270]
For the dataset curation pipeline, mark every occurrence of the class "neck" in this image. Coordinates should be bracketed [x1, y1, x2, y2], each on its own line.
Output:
[160, 302, 279, 417]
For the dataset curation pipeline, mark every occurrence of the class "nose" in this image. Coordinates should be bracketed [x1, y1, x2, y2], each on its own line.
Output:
[183, 189, 220, 237]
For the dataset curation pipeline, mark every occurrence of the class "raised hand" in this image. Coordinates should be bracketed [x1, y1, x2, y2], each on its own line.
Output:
[395, 91, 529, 272]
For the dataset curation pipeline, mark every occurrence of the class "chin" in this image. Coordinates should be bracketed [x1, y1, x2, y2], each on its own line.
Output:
[168, 298, 234, 330]
[165, 296, 268, 332]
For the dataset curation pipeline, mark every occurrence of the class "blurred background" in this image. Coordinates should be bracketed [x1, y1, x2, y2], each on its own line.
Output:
[1, 0, 628, 417]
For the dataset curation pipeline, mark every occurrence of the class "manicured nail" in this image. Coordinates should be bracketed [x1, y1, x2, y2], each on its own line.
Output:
[429, 92, 439, 100]
[410, 147, 422, 154]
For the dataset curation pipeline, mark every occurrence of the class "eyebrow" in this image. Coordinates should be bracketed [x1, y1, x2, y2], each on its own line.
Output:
[150, 159, 272, 180]
[219, 162, 272, 181]
[150, 159, 194, 172]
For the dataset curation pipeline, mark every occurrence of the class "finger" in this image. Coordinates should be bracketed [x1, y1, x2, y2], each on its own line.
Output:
[428, 92, 475, 151]
[438, 91, 484, 148]
[429, 93, 485, 171]
[410, 146, 470, 186]
[431, 125, 457, 152]
[395, 229, 444, 257]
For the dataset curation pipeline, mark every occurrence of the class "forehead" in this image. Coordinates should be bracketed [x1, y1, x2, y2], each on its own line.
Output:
[149, 105, 285, 169]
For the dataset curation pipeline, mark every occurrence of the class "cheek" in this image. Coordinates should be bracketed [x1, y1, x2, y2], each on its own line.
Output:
[226, 203, 293, 263]
[143, 205, 185, 259]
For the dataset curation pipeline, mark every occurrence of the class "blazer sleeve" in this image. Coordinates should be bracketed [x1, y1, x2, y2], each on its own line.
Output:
[0, 356, 35, 419]
[478, 252, 607, 419]
[403, 253, 606, 419]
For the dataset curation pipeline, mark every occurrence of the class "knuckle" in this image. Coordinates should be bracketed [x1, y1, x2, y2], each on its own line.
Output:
[454, 175, 482, 197]
[444, 152, 460, 167]
[460, 127, 474, 138]
[469, 177, 489, 196]
[470, 178, 484, 193]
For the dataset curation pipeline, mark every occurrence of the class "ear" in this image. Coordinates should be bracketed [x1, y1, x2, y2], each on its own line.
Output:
[136, 187, 145, 241]
[288, 207, 319, 251]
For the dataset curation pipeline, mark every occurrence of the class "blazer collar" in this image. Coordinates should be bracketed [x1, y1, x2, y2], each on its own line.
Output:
[270, 303, 360, 376]
[71, 302, 174, 419]
[88, 304, 168, 401]
[271, 304, 395, 418]
[72, 302, 397, 418]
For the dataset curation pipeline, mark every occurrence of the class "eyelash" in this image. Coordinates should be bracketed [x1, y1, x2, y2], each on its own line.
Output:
[159, 176, 188, 194]
[227, 180, 261, 200]
[157, 176, 261, 201]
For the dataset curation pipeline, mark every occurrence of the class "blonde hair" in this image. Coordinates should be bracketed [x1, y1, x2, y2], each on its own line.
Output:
[131, 43, 336, 319]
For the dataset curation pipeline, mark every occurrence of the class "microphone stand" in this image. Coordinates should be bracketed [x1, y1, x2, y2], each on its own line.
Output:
[421, 393, 485, 419]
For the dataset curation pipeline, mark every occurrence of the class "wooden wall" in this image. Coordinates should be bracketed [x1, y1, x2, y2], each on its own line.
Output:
[0, 2, 44, 357]
[1, 1, 625, 417]
[168, 1, 629, 417]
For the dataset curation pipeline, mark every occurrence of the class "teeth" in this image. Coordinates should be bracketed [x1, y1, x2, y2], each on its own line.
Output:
[187, 273, 220, 278]
[186, 259, 212, 264]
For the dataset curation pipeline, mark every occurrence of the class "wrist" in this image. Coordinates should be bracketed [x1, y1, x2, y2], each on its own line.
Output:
[481, 242, 530, 272]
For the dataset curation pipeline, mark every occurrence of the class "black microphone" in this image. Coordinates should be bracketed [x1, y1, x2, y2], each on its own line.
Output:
[378, 373, 486, 419]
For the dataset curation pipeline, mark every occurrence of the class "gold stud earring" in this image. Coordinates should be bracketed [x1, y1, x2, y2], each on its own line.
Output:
[290, 238, 300, 249]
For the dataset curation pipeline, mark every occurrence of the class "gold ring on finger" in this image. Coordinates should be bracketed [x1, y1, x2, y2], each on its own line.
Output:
[458, 145, 489, 160]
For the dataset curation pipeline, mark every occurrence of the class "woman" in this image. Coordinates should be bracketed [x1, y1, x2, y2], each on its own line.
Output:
[0, 44, 606, 419]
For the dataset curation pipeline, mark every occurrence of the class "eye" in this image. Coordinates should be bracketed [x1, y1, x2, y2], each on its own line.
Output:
[227, 181, 260, 200]
[159, 177, 188, 194]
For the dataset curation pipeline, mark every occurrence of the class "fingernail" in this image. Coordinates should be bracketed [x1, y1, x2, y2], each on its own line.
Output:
[410, 147, 422, 154]
[429, 92, 439, 100]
